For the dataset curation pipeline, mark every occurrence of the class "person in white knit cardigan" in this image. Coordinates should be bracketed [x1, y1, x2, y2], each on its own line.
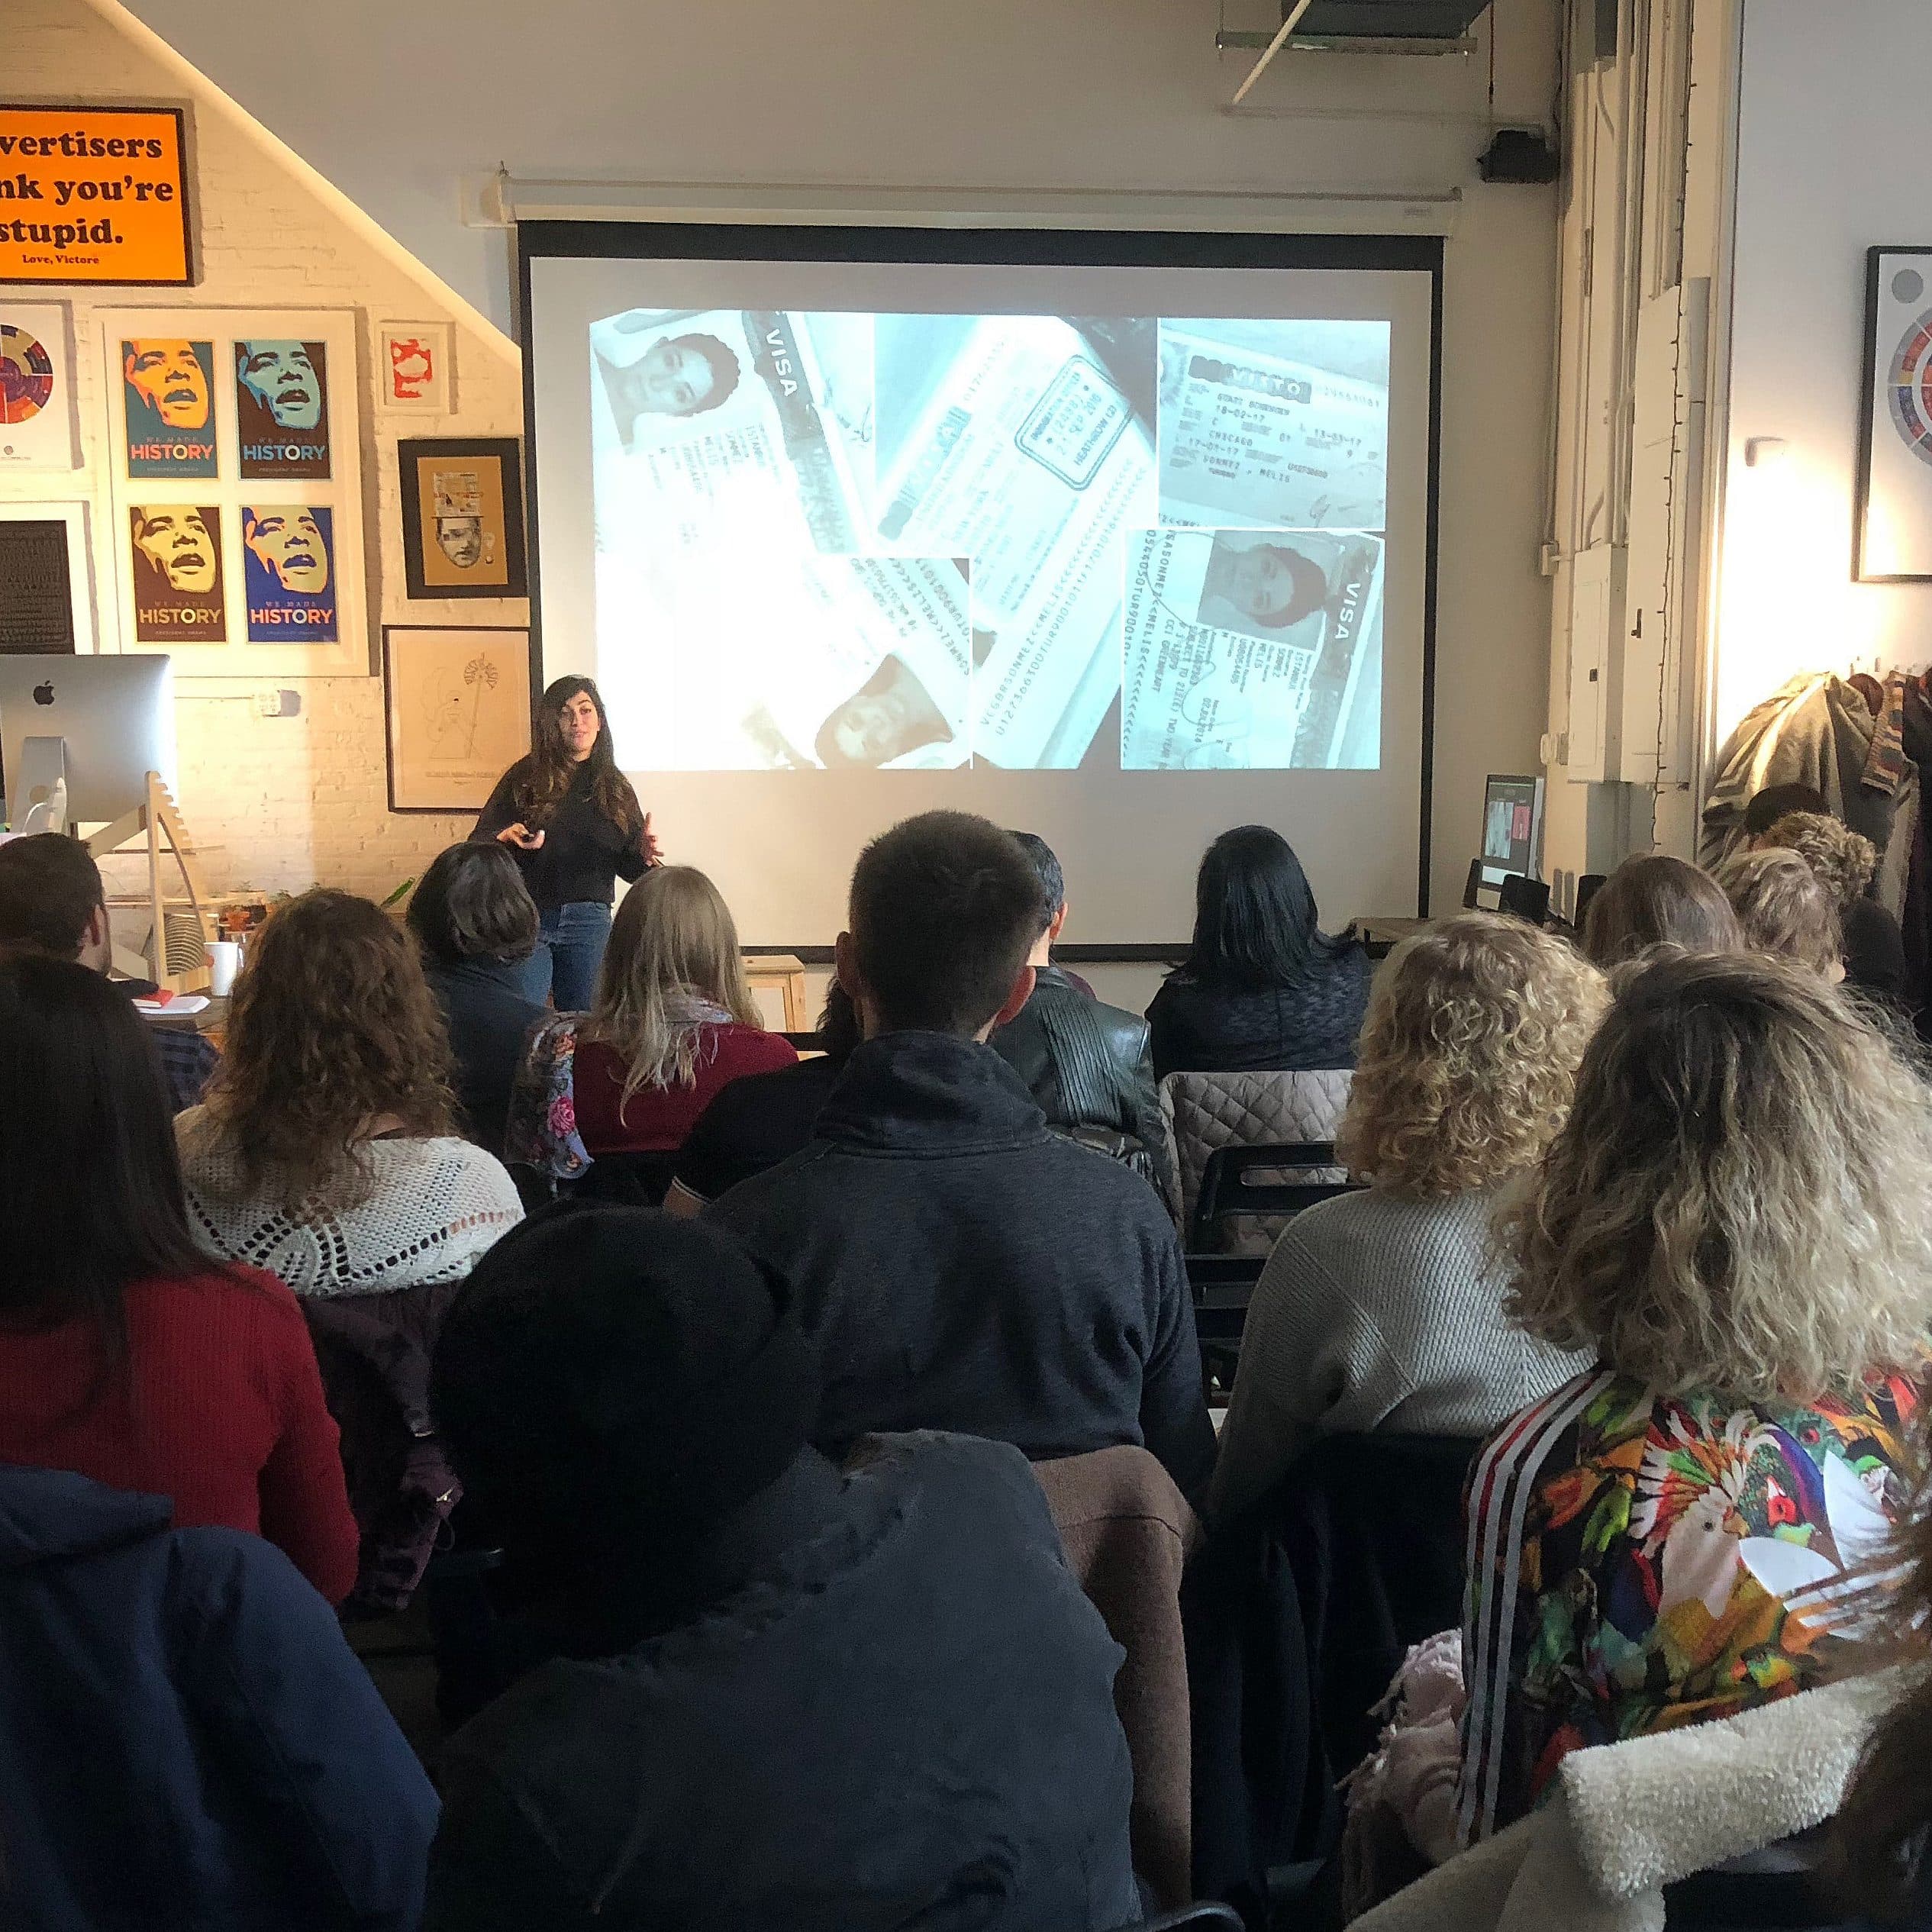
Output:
[176, 888, 522, 1296]
[1207, 913, 1606, 1525]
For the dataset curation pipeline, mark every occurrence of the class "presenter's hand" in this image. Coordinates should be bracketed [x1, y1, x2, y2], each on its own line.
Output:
[495, 822, 545, 851]
[640, 812, 663, 867]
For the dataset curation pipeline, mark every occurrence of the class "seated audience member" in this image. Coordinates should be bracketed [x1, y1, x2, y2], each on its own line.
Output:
[508, 865, 795, 1176]
[1834, 1414, 1932, 1926]
[424, 1205, 1141, 1932]
[1579, 851, 1743, 968]
[665, 981, 860, 1212]
[0, 957, 358, 1604]
[1741, 779, 1830, 840]
[1208, 914, 1603, 1525]
[407, 841, 548, 1156]
[0, 1463, 436, 1932]
[1716, 844, 1847, 980]
[178, 888, 523, 1295]
[1457, 950, 1932, 1843]
[0, 831, 218, 1113]
[1147, 824, 1372, 1079]
[1759, 808, 1908, 1006]
[990, 831, 1173, 1198]
[709, 812, 1215, 1498]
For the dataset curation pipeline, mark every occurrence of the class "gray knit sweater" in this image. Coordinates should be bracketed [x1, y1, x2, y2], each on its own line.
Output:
[1207, 1186, 1588, 1524]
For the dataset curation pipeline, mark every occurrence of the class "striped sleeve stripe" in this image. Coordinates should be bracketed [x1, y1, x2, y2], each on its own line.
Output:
[1456, 1368, 1617, 1844]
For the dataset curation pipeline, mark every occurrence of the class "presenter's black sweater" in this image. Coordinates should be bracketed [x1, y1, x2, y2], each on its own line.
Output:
[709, 1031, 1216, 1501]
[472, 760, 648, 911]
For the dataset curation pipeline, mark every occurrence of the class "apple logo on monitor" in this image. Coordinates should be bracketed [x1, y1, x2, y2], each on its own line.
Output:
[31, 682, 53, 706]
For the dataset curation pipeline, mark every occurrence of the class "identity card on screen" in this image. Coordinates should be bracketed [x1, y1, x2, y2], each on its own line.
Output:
[583, 308, 1390, 775]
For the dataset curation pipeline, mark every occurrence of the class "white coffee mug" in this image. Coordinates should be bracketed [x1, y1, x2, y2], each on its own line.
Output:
[208, 940, 242, 998]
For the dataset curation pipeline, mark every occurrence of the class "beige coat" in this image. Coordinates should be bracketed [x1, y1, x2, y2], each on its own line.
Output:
[1351, 1671, 1911, 1932]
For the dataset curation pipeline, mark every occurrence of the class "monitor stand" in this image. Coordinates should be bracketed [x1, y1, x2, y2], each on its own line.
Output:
[12, 734, 69, 836]
[84, 770, 215, 992]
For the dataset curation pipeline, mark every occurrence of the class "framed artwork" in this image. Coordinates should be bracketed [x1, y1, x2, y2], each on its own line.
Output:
[398, 437, 527, 598]
[383, 624, 532, 811]
[0, 501, 94, 653]
[0, 303, 79, 468]
[0, 105, 193, 287]
[377, 321, 452, 412]
[99, 307, 369, 676]
[1857, 247, 1932, 580]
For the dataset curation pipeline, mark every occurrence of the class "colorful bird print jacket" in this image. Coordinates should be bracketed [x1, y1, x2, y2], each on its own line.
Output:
[1454, 1367, 1919, 1843]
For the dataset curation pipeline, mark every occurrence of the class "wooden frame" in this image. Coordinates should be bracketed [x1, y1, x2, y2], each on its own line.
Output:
[1856, 245, 1932, 582]
[398, 436, 527, 599]
[382, 623, 533, 812]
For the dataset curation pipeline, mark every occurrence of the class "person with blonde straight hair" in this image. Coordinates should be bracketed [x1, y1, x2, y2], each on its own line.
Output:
[1208, 913, 1605, 1524]
[1715, 844, 1846, 979]
[508, 866, 795, 1176]
[1456, 950, 1932, 1845]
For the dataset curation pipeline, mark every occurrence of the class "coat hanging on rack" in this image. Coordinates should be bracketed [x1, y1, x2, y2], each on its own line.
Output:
[1699, 671, 1914, 871]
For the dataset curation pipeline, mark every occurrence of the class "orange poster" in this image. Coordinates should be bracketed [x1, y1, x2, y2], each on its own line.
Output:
[0, 105, 193, 286]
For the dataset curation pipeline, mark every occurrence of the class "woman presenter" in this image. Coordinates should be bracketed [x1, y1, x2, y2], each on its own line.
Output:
[473, 676, 661, 1009]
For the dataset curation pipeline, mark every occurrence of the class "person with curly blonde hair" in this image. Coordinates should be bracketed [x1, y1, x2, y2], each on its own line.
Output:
[176, 889, 522, 1295]
[1207, 914, 1605, 1524]
[1456, 950, 1932, 1843]
[1758, 808, 1910, 1007]
[1715, 844, 1846, 980]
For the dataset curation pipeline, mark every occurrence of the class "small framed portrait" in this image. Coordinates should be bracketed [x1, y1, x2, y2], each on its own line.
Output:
[234, 338, 331, 480]
[241, 503, 337, 642]
[378, 321, 453, 413]
[121, 337, 217, 477]
[383, 624, 533, 812]
[128, 504, 226, 643]
[398, 437, 527, 599]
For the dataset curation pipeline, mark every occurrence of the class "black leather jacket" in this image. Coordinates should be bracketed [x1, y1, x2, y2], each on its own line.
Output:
[990, 966, 1175, 1205]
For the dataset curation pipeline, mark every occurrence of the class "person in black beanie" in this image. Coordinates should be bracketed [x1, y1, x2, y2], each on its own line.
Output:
[424, 1202, 1141, 1932]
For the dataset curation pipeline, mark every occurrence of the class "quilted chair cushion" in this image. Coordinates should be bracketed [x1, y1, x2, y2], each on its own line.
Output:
[1160, 1069, 1354, 1254]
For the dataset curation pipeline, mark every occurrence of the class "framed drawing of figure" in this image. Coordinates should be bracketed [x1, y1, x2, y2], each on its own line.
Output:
[383, 624, 533, 811]
[398, 437, 527, 599]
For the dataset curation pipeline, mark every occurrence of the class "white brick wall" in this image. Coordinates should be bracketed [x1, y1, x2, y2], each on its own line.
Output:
[5, 0, 524, 899]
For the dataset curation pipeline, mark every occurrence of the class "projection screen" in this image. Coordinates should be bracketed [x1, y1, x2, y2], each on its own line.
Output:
[521, 223, 1441, 950]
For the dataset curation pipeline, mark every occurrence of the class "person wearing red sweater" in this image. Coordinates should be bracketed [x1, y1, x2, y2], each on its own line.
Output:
[511, 865, 795, 1169]
[0, 956, 357, 1606]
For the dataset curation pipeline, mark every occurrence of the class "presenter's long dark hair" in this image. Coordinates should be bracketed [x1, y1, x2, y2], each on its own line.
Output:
[0, 956, 219, 1376]
[1185, 825, 1342, 989]
[516, 675, 643, 840]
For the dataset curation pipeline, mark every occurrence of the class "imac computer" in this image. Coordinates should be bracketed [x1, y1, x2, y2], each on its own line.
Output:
[1464, 772, 1546, 912]
[0, 655, 177, 828]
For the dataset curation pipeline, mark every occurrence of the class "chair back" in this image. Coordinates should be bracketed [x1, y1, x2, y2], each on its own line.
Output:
[302, 1279, 466, 1617]
[1160, 1069, 1353, 1253]
[1189, 1141, 1363, 1252]
[1268, 1432, 1479, 1779]
[1108, 1909, 1244, 1931]
[1034, 1445, 1204, 1913]
[566, 1148, 680, 1208]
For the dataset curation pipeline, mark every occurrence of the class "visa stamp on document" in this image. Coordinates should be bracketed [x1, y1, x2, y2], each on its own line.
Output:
[1015, 356, 1129, 489]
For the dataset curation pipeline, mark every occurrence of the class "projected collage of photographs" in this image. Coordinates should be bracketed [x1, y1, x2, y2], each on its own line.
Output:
[585, 308, 1389, 772]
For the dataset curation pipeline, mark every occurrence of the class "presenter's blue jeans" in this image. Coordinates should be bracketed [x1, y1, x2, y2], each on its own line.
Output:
[534, 901, 611, 1012]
